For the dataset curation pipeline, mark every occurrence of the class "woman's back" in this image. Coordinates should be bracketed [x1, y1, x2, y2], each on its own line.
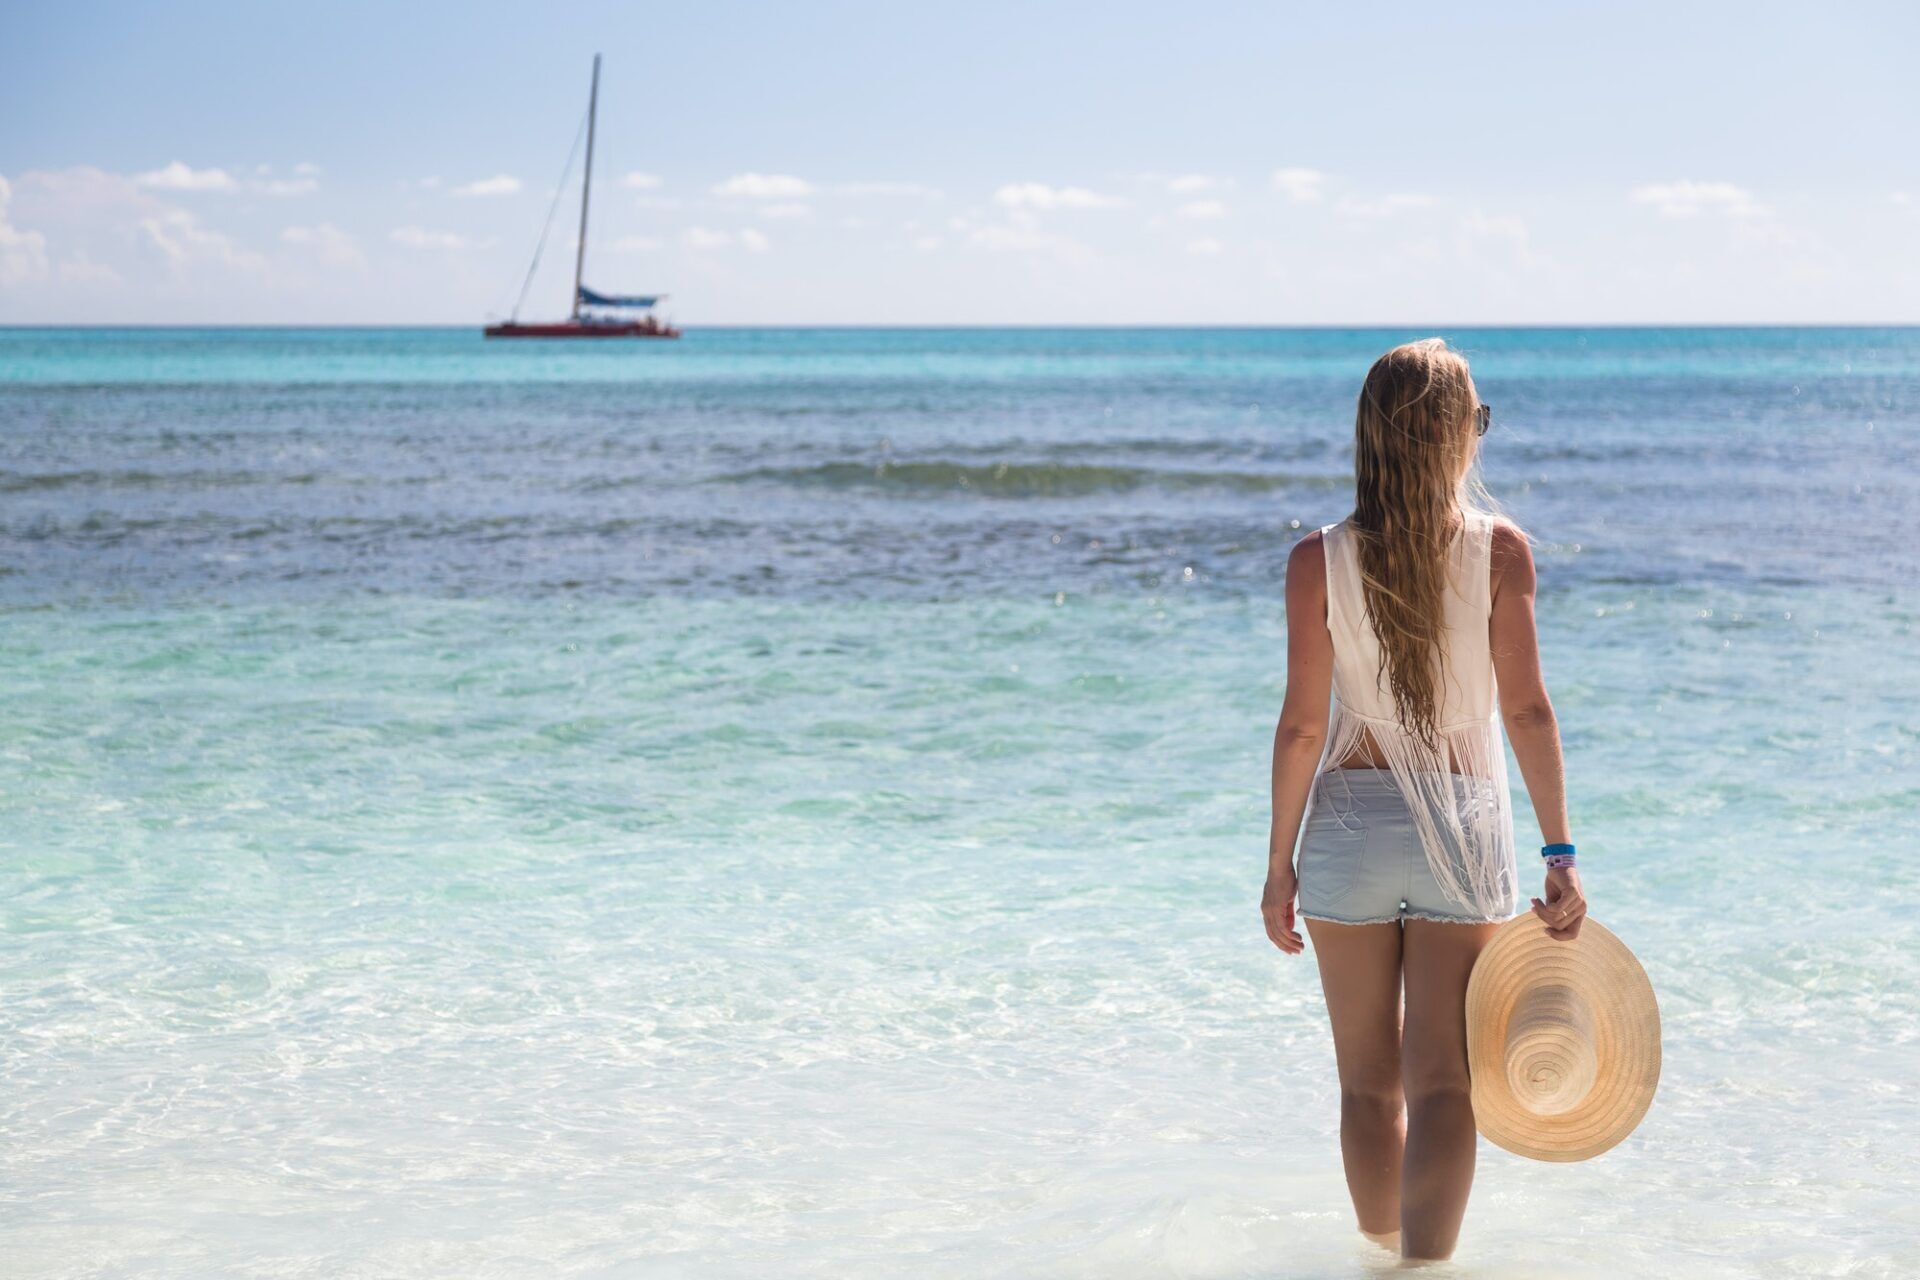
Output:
[1310, 507, 1518, 918]
[1321, 509, 1498, 757]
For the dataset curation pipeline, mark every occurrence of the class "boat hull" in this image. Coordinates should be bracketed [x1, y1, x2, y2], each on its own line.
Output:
[484, 320, 680, 339]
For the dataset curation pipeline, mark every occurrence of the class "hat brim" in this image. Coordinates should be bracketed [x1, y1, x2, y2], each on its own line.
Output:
[1466, 914, 1661, 1162]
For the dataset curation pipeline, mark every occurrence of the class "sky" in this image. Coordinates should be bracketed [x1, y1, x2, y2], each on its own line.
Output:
[2, 0, 1917, 325]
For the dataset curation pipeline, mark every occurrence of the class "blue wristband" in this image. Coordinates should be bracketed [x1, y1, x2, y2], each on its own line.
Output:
[1540, 843, 1576, 858]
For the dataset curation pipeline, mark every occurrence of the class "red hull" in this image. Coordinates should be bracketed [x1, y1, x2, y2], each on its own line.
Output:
[484, 319, 680, 339]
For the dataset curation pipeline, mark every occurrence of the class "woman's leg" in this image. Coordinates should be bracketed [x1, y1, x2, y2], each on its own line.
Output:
[1397, 916, 1502, 1263]
[1303, 916, 1405, 1248]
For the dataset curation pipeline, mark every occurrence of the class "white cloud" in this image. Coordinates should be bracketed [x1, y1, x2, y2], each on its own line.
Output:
[758, 203, 810, 220]
[992, 182, 1123, 210]
[146, 162, 317, 197]
[611, 234, 664, 252]
[912, 235, 943, 252]
[838, 181, 942, 198]
[1893, 191, 1911, 206]
[1177, 200, 1227, 220]
[280, 222, 363, 267]
[968, 222, 1063, 251]
[0, 175, 51, 284]
[4, 167, 272, 295]
[621, 171, 663, 190]
[1730, 220, 1805, 250]
[247, 164, 320, 195]
[141, 208, 264, 272]
[1270, 167, 1327, 203]
[1457, 211, 1547, 270]
[952, 209, 1092, 262]
[1168, 174, 1220, 193]
[451, 174, 522, 198]
[389, 225, 493, 251]
[713, 172, 813, 199]
[1335, 192, 1436, 218]
[135, 161, 238, 192]
[1186, 237, 1224, 257]
[58, 250, 119, 286]
[1630, 180, 1766, 219]
[682, 226, 771, 252]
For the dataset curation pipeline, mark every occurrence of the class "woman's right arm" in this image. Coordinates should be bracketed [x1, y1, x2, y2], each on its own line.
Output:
[1263, 532, 1334, 956]
[1489, 520, 1587, 941]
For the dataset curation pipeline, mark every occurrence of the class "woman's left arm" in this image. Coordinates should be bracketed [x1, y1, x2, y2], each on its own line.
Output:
[1263, 532, 1335, 955]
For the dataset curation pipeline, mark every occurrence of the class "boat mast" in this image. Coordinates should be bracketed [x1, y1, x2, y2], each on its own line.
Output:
[571, 53, 601, 320]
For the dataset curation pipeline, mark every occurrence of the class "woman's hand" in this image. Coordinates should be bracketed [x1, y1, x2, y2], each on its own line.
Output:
[1530, 866, 1586, 941]
[1263, 864, 1305, 954]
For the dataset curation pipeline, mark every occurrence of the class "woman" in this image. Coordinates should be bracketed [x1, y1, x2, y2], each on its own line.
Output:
[1260, 338, 1587, 1265]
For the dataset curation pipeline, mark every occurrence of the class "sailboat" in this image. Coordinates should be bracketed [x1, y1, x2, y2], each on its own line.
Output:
[485, 54, 681, 339]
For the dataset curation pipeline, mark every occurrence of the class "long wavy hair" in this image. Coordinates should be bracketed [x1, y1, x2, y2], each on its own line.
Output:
[1348, 338, 1502, 747]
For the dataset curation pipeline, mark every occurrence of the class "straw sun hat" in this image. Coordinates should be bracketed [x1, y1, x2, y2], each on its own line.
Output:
[1465, 914, 1662, 1162]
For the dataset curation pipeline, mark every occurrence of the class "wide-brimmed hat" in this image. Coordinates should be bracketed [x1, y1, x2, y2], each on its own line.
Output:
[1465, 914, 1661, 1162]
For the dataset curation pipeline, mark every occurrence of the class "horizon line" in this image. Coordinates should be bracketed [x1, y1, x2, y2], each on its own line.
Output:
[4, 321, 1918, 332]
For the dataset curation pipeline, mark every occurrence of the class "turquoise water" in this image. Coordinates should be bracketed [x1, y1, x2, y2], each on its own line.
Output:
[2, 327, 1916, 1277]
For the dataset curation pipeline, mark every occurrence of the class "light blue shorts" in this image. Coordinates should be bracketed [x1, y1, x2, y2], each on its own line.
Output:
[1296, 768, 1517, 926]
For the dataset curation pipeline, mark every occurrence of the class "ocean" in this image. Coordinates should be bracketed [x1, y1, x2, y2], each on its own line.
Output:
[1, 326, 1915, 1277]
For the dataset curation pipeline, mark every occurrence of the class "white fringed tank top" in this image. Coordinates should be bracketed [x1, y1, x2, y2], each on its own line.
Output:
[1310, 509, 1520, 919]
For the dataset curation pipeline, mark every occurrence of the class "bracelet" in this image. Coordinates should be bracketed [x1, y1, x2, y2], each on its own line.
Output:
[1542, 843, 1577, 870]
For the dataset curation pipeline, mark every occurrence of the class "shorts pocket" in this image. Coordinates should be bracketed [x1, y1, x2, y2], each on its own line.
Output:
[1298, 801, 1368, 906]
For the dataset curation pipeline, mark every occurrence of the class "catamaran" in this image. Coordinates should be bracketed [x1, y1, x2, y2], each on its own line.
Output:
[485, 54, 680, 339]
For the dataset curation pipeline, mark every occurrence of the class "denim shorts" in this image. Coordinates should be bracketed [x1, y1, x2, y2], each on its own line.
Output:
[1296, 768, 1518, 926]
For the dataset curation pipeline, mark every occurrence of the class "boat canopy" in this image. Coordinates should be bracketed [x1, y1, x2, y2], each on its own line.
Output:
[578, 286, 663, 309]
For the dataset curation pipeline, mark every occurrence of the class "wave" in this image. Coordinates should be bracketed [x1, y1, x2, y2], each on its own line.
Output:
[0, 469, 322, 492]
[715, 460, 1341, 497]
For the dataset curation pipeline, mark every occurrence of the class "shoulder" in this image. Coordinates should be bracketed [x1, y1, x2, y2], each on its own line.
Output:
[1286, 530, 1328, 608]
[1286, 530, 1331, 632]
[1287, 528, 1327, 582]
[1486, 516, 1536, 592]
[1487, 514, 1529, 559]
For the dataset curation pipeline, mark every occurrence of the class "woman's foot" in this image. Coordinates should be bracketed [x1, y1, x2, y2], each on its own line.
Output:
[1360, 1225, 1401, 1253]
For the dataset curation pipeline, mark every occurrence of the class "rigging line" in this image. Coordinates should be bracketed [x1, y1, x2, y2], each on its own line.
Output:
[507, 107, 592, 322]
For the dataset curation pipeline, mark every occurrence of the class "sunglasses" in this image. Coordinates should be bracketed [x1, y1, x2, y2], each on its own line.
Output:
[1474, 403, 1492, 437]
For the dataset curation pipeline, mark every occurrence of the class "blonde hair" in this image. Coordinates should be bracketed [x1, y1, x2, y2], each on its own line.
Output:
[1348, 338, 1505, 747]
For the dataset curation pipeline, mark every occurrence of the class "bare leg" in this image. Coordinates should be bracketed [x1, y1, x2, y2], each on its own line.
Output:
[1303, 917, 1405, 1251]
[1397, 916, 1501, 1264]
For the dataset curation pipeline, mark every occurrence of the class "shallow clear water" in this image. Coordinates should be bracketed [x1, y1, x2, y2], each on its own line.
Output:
[2, 327, 1916, 1277]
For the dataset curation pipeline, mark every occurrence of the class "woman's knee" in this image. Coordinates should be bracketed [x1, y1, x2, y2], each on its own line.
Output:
[1401, 1054, 1471, 1104]
[1339, 1058, 1405, 1113]
[1403, 1082, 1471, 1120]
